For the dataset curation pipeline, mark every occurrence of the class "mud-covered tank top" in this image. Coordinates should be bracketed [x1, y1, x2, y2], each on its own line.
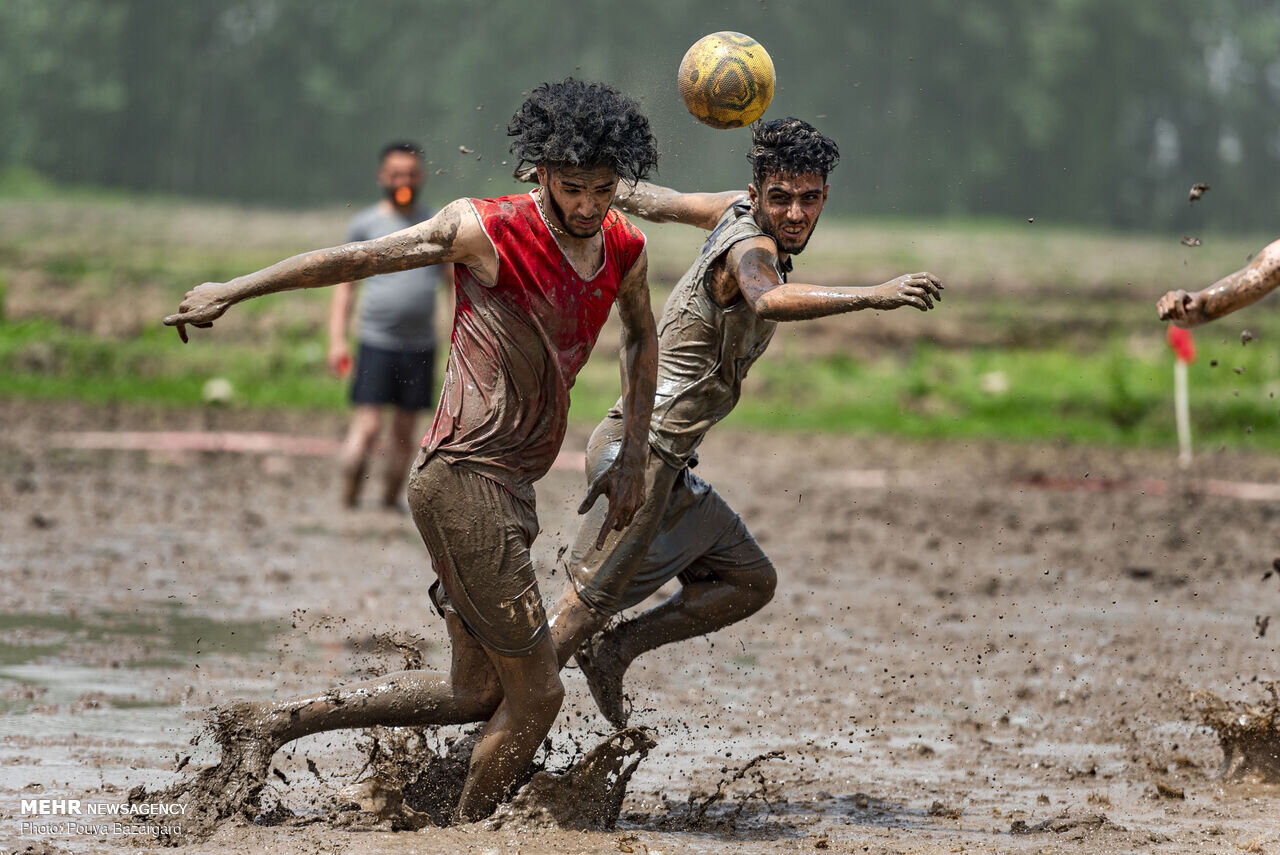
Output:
[424, 191, 647, 495]
[611, 199, 786, 469]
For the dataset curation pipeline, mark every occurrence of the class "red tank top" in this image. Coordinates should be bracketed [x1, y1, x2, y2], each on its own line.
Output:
[423, 191, 647, 494]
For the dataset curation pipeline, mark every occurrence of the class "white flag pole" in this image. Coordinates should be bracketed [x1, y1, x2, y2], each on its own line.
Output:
[1174, 360, 1191, 469]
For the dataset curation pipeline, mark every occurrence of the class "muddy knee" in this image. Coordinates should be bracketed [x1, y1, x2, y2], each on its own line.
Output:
[739, 561, 777, 611]
[511, 669, 565, 728]
[458, 681, 504, 720]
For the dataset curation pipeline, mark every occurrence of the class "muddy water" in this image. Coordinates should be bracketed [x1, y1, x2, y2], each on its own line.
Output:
[2, 401, 1278, 853]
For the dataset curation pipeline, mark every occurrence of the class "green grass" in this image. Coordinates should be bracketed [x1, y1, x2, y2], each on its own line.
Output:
[3, 312, 1277, 451]
[1, 191, 1278, 453]
[567, 338, 1280, 451]
[0, 317, 345, 410]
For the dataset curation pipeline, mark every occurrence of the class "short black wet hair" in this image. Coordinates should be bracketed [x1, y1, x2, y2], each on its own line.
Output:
[508, 79, 658, 184]
[380, 141, 423, 162]
[747, 118, 840, 186]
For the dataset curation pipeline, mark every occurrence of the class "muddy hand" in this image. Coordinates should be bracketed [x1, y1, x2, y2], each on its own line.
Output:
[514, 165, 539, 184]
[882, 272, 943, 311]
[1157, 289, 1199, 327]
[578, 460, 645, 550]
[164, 282, 231, 343]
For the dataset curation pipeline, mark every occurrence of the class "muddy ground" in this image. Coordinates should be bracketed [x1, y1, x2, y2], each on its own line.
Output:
[1, 400, 1278, 854]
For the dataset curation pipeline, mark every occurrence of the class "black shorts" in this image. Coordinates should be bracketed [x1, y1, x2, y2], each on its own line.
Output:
[350, 342, 436, 411]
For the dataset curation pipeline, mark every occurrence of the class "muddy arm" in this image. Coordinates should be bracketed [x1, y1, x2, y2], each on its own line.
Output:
[164, 200, 487, 341]
[611, 181, 744, 230]
[578, 250, 658, 549]
[1157, 237, 1280, 328]
[731, 237, 943, 321]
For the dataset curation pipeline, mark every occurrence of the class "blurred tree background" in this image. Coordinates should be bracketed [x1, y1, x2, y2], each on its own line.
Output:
[2, 0, 1279, 232]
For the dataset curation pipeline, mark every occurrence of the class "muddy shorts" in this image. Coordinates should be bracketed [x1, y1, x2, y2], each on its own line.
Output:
[569, 421, 773, 616]
[408, 451, 548, 657]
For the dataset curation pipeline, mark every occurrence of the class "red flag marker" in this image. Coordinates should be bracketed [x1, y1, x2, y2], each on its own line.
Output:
[1166, 326, 1196, 363]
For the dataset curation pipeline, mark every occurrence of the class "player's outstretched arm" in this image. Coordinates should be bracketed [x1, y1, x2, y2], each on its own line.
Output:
[578, 251, 658, 549]
[611, 181, 744, 230]
[1157, 237, 1280, 328]
[164, 200, 488, 342]
[731, 237, 942, 321]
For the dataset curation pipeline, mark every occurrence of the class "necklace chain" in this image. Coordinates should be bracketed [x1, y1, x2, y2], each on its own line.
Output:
[537, 188, 571, 237]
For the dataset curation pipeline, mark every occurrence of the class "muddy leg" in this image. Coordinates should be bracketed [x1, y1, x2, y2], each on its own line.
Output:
[339, 405, 382, 507]
[217, 611, 501, 786]
[547, 585, 608, 670]
[455, 634, 564, 823]
[580, 557, 776, 728]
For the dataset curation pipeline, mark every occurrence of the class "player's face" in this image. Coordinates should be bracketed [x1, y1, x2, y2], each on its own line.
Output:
[749, 172, 828, 255]
[378, 151, 424, 207]
[539, 165, 620, 239]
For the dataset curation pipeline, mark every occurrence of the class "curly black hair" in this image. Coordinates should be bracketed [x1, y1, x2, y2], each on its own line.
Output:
[508, 79, 658, 184]
[747, 118, 840, 186]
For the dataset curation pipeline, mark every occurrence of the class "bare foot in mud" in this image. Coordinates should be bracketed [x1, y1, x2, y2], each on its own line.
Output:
[574, 636, 631, 729]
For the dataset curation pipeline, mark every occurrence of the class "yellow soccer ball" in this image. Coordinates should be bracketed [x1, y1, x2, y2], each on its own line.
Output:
[677, 32, 775, 129]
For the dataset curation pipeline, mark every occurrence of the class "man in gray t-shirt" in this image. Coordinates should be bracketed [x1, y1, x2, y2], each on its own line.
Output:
[328, 142, 451, 509]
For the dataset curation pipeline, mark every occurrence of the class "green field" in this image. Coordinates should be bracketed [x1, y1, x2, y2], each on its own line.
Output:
[2, 193, 1278, 451]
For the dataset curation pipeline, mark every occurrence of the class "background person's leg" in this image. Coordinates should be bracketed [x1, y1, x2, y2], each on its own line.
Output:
[339, 404, 382, 507]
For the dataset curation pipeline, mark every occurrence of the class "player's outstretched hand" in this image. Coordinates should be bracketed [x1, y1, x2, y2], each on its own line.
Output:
[876, 272, 943, 311]
[514, 166, 539, 185]
[1156, 289, 1204, 328]
[164, 282, 231, 343]
[578, 458, 646, 551]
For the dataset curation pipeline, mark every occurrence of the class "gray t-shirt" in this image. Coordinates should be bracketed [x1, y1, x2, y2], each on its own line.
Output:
[347, 203, 443, 351]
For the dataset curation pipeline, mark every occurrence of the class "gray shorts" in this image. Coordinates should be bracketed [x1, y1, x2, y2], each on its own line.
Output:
[408, 451, 548, 657]
[569, 418, 773, 616]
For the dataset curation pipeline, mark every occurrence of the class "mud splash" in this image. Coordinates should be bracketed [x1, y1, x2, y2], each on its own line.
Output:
[126, 704, 282, 844]
[1009, 813, 1123, 835]
[488, 727, 656, 831]
[655, 750, 787, 831]
[332, 725, 480, 830]
[1194, 683, 1280, 782]
[332, 726, 655, 832]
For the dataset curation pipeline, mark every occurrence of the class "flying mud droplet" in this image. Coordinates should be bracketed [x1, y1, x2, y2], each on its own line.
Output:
[1241, 330, 1254, 345]
[1180, 236, 1202, 248]
[1188, 183, 1210, 204]
[1192, 684, 1280, 782]
[459, 146, 474, 155]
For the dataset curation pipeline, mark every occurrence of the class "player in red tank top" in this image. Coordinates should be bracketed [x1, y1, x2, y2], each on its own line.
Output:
[164, 80, 659, 823]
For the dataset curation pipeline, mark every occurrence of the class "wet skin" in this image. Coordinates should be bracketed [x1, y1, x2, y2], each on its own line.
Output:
[1157, 236, 1280, 328]
[162, 165, 658, 822]
[541, 170, 943, 725]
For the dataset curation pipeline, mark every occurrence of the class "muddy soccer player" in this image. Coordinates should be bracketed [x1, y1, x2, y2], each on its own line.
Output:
[1157, 237, 1280, 327]
[538, 117, 943, 727]
[163, 79, 659, 822]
